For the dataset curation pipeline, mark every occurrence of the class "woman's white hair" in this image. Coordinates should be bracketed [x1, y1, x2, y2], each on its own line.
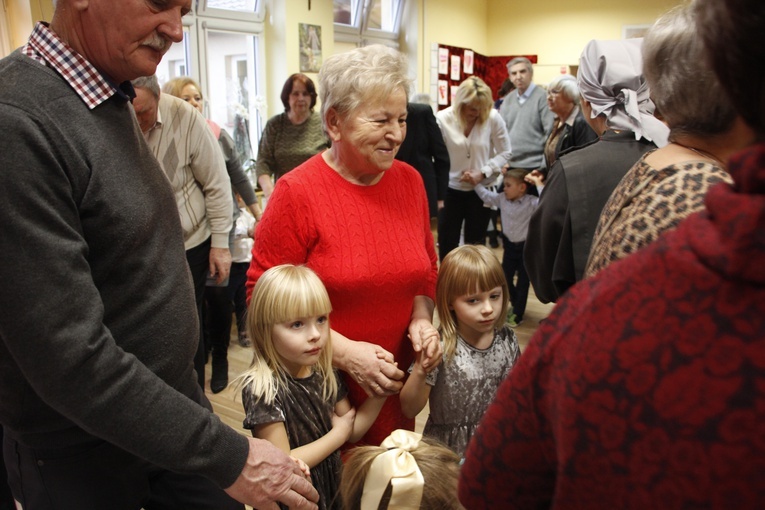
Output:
[319, 44, 411, 131]
[547, 75, 580, 105]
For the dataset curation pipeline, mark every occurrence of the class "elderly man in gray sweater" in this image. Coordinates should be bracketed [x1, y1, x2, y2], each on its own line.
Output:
[499, 57, 555, 171]
[0, 0, 318, 509]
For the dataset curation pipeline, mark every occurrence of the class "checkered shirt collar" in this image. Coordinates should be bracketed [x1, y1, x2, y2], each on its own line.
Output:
[22, 22, 132, 109]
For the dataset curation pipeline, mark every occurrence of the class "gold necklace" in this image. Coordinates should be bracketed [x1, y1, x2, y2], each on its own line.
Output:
[464, 124, 475, 159]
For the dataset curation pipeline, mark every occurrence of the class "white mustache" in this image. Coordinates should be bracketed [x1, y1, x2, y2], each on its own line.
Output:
[141, 33, 168, 52]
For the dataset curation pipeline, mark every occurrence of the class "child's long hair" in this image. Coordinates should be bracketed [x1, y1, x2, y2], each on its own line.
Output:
[340, 433, 463, 510]
[436, 245, 510, 361]
[238, 265, 337, 404]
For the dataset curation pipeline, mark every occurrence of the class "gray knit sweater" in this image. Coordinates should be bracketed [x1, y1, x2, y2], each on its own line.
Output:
[0, 51, 248, 488]
[499, 85, 555, 168]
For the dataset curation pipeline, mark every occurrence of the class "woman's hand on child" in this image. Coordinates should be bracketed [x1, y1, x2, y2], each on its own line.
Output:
[343, 341, 404, 398]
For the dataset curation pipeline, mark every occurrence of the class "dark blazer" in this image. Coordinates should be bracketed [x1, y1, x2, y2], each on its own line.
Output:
[540, 109, 599, 177]
[524, 131, 656, 303]
[555, 109, 599, 160]
[395, 102, 450, 217]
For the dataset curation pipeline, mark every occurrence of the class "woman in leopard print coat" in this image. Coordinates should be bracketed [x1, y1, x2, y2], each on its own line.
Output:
[585, 5, 750, 278]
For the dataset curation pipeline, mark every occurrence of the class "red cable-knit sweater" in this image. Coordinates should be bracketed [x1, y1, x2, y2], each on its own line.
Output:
[459, 143, 765, 509]
[247, 153, 438, 444]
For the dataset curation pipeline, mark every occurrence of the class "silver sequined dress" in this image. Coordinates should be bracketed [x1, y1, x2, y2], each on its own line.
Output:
[422, 326, 520, 456]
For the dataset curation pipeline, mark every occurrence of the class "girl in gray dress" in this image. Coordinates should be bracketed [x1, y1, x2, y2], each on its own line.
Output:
[400, 245, 521, 457]
[239, 265, 386, 510]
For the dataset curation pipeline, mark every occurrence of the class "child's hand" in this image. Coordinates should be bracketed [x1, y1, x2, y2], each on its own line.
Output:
[460, 169, 483, 185]
[525, 169, 545, 187]
[411, 323, 442, 372]
[413, 347, 441, 375]
[291, 456, 311, 480]
[417, 324, 440, 344]
[332, 407, 356, 442]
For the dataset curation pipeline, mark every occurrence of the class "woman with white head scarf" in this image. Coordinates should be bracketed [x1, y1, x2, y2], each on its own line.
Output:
[524, 38, 669, 303]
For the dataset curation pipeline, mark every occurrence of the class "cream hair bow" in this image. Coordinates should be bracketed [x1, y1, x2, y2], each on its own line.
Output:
[360, 430, 424, 510]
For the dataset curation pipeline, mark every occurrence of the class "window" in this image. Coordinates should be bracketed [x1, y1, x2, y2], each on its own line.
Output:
[154, 9, 265, 168]
[156, 30, 194, 83]
[198, 0, 265, 22]
[334, 0, 357, 25]
[200, 25, 264, 163]
[366, 0, 399, 32]
[334, 0, 404, 46]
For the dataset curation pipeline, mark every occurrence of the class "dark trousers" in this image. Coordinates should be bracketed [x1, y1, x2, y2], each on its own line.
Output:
[3, 431, 242, 510]
[0, 429, 13, 510]
[438, 188, 493, 261]
[205, 285, 233, 363]
[206, 261, 249, 358]
[186, 237, 212, 389]
[502, 236, 530, 320]
[229, 261, 250, 334]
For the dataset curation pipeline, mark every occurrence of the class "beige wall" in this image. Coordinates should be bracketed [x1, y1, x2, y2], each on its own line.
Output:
[10, 0, 685, 111]
[407, 0, 683, 95]
[408, 0, 491, 97]
[6, 0, 34, 49]
[29, 0, 54, 23]
[398, 0, 421, 94]
[267, 0, 334, 116]
[485, 0, 683, 85]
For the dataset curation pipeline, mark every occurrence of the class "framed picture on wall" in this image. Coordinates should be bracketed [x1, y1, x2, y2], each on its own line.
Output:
[438, 80, 449, 105]
[463, 50, 474, 75]
[450, 55, 461, 81]
[439, 47, 449, 75]
[299, 23, 322, 72]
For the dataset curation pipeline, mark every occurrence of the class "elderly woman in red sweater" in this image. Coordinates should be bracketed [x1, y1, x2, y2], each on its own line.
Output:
[246, 45, 441, 445]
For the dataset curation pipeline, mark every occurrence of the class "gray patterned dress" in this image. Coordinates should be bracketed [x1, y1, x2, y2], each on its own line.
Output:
[422, 326, 520, 457]
[242, 371, 347, 510]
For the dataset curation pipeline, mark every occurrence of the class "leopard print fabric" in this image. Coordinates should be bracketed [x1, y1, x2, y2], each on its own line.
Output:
[585, 153, 732, 278]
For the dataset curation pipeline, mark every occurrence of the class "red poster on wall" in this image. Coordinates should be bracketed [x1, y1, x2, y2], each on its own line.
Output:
[435, 43, 537, 109]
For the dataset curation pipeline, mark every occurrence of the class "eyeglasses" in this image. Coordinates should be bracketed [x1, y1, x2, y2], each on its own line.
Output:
[547, 89, 561, 97]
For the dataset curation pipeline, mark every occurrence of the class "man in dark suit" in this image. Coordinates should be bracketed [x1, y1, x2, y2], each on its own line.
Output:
[395, 100, 451, 218]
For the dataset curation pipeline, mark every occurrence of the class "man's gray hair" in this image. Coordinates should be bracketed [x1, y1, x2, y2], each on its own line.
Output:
[506, 57, 533, 76]
[131, 75, 161, 98]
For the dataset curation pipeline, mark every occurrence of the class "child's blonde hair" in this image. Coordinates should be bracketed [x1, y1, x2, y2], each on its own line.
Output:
[238, 265, 337, 404]
[436, 245, 510, 361]
[340, 432, 463, 510]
